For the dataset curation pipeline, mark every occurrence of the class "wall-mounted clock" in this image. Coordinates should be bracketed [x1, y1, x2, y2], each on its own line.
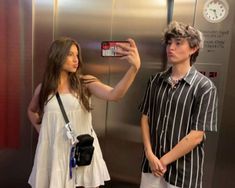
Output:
[203, 0, 229, 23]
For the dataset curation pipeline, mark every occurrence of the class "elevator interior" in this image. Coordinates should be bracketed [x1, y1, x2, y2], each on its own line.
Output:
[0, 0, 235, 188]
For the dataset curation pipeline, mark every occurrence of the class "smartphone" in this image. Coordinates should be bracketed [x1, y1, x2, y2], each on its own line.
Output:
[101, 41, 130, 57]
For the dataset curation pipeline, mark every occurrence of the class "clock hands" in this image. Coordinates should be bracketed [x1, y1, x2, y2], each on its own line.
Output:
[209, 8, 218, 18]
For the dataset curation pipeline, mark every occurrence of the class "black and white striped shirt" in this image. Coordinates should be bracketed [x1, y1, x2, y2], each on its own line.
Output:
[139, 66, 218, 188]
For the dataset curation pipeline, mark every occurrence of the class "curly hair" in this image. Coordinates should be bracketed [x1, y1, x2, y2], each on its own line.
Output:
[163, 21, 204, 65]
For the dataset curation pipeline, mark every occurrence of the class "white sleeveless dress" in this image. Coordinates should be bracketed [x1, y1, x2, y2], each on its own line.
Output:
[28, 94, 110, 188]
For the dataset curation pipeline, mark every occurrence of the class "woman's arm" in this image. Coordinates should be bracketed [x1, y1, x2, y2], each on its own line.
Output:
[27, 84, 42, 133]
[85, 38, 141, 101]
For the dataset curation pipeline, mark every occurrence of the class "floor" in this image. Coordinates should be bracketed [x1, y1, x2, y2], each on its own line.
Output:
[1, 178, 139, 188]
[103, 180, 139, 188]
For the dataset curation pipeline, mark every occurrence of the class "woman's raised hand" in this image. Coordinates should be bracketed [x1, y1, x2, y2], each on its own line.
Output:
[116, 38, 141, 71]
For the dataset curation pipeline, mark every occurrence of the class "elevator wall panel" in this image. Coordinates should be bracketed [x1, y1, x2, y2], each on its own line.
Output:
[105, 0, 167, 182]
[212, 0, 235, 187]
[33, 0, 54, 86]
[173, 0, 196, 24]
[0, 0, 33, 187]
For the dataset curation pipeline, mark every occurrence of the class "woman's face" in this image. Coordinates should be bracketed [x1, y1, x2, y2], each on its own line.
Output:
[62, 44, 79, 73]
[166, 38, 196, 65]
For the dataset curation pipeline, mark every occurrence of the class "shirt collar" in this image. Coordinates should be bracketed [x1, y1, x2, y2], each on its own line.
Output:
[161, 66, 197, 85]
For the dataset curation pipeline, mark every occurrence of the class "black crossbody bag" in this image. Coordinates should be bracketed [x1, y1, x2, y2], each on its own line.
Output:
[56, 92, 94, 167]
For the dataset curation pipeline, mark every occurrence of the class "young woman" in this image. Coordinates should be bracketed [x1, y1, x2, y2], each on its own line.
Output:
[27, 37, 140, 188]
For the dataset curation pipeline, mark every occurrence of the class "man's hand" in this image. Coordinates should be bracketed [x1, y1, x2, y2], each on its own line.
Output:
[146, 151, 167, 177]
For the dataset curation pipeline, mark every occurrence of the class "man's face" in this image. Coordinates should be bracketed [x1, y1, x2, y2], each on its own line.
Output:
[166, 38, 195, 65]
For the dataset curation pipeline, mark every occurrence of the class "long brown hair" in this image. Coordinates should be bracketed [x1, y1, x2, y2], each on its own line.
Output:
[38, 37, 92, 114]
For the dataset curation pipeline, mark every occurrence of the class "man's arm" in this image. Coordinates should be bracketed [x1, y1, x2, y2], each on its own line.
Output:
[160, 130, 204, 167]
[141, 114, 166, 176]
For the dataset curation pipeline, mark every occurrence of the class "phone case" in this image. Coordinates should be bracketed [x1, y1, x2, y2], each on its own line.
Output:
[101, 41, 130, 57]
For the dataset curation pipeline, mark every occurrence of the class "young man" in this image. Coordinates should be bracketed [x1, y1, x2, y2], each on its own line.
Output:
[139, 21, 218, 188]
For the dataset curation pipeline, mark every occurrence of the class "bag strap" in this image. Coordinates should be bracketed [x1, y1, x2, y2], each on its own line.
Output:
[56, 92, 93, 137]
[55, 92, 77, 145]
[56, 92, 69, 124]
[55, 92, 78, 178]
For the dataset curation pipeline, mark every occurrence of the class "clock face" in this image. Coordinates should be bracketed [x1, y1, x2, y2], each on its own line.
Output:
[203, 0, 229, 23]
